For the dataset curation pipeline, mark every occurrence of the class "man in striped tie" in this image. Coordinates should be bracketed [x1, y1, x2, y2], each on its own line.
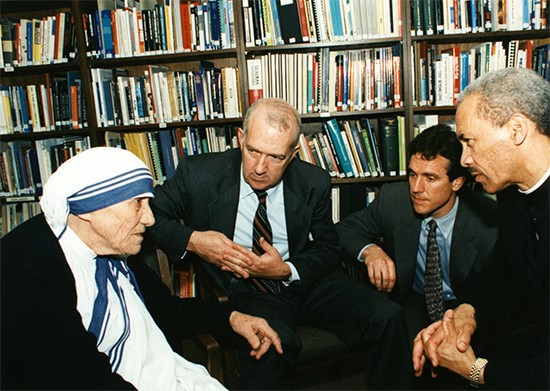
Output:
[148, 98, 413, 390]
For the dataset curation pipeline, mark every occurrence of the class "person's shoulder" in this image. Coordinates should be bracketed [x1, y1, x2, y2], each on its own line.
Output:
[185, 148, 239, 163]
[377, 181, 410, 201]
[288, 157, 331, 180]
[2, 214, 49, 244]
[1, 214, 61, 270]
[460, 186, 497, 206]
[179, 148, 240, 172]
[459, 187, 498, 220]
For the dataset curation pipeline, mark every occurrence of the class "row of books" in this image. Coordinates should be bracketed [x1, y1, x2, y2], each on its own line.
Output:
[243, 0, 402, 47]
[298, 117, 406, 180]
[84, 0, 236, 60]
[412, 40, 549, 107]
[0, 13, 76, 71]
[0, 137, 90, 198]
[411, 0, 549, 36]
[91, 62, 241, 128]
[0, 72, 88, 135]
[247, 45, 401, 115]
[105, 125, 237, 185]
[0, 201, 41, 237]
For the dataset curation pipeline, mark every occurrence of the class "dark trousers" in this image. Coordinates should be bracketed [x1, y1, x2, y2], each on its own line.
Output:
[232, 270, 413, 390]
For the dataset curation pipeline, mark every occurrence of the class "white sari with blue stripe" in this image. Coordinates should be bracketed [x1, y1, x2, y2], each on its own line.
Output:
[59, 227, 226, 391]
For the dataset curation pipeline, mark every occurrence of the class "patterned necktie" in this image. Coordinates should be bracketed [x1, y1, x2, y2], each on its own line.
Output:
[251, 190, 281, 294]
[424, 220, 445, 322]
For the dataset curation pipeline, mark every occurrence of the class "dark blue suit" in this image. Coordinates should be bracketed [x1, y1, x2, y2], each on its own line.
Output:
[336, 181, 499, 341]
[147, 148, 413, 389]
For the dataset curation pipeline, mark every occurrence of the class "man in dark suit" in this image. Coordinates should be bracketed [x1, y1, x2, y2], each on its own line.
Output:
[146, 98, 413, 390]
[413, 68, 549, 389]
[336, 124, 498, 344]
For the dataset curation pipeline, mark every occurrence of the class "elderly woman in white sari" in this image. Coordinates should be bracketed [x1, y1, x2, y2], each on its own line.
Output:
[1, 147, 282, 390]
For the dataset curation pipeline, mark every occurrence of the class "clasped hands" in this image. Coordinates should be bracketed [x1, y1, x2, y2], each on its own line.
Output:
[188, 230, 291, 280]
[412, 304, 478, 381]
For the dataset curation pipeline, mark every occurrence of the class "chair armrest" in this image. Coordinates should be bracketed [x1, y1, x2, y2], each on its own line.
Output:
[192, 333, 225, 383]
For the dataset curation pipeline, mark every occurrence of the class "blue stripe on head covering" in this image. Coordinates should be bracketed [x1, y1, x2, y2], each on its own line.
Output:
[68, 168, 154, 215]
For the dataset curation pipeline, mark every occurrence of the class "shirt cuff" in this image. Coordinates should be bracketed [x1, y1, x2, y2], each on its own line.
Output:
[357, 243, 376, 263]
[282, 261, 300, 285]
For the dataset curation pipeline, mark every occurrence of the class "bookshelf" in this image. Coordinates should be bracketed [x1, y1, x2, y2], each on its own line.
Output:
[1, 0, 549, 235]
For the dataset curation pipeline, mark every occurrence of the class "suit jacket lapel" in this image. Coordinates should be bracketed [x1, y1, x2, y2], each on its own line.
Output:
[449, 201, 478, 296]
[283, 186, 310, 259]
[208, 155, 241, 238]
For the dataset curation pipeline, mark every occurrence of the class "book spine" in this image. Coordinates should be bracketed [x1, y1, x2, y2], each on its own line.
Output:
[379, 118, 399, 176]
[325, 118, 353, 177]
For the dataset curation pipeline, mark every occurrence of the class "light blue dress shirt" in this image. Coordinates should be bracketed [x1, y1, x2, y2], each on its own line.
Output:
[412, 197, 459, 301]
[357, 196, 459, 301]
[233, 170, 300, 283]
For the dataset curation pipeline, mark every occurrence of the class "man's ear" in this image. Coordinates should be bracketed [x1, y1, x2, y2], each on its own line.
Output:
[451, 175, 465, 192]
[237, 127, 244, 147]
[508, 113, 529, 146]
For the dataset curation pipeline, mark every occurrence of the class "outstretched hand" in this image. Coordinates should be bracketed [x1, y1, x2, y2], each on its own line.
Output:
[229, 311, 283, 360]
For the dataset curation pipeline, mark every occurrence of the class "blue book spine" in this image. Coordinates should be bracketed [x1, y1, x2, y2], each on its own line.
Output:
[8, 144, 21, 191]
[134, 78, 145, 121]
[16, 86, 31, 132]
[208, 0, 221, 49]
[158, 130, 176, 179]
[100, 10, 114, 58]
[522, 0, 530, 29]
[181, 73, 192, 121]
[325, 118, 353, 177]
[364, 118, 384, 176]
[93, 10, 104, 59]
[329, 0, 344, 39]
[28, 147, 43, 195]
[189, 127, 198, 155]
[342, 54, 349, 110]
[101, 80, 115, 126]
[469, 0, 477, 32]
[268, 0, 283, 45]
[218, 0, 228, 48]
[350, 124, 371, 175]
[460, 52, 469, 92]
[26, 22, 33, 64]
[193, 71, 206, 121]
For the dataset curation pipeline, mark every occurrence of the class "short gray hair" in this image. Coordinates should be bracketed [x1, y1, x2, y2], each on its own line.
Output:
[242, 98, 302, 148]
[458, 68, 550, 136]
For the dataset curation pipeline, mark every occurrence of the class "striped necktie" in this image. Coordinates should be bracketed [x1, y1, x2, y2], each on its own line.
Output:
[251, 190, 281, 294]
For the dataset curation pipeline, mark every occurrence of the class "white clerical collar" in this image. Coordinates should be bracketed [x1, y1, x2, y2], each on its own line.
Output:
[519, 167, 550, 195]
